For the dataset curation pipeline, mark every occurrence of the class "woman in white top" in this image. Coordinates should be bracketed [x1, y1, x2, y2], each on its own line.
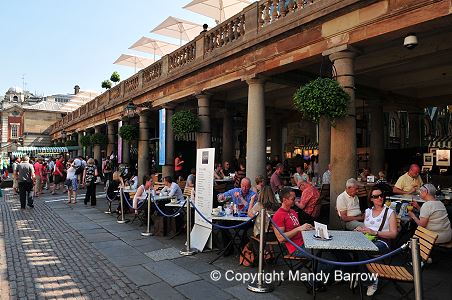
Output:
[65, 160, 78, 204]
[129, 172, 138, 190]
[132, 175, 154, 214]
[160, 176, 184, 201]
[408, 183, 452, 244]
[355, 187, 398, 296]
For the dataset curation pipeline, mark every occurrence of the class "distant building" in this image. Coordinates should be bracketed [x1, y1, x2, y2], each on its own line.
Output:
[0, 85, 98, 153]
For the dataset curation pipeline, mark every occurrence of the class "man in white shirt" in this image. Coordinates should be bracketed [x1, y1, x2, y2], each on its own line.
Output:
[336, 178, 364, 230]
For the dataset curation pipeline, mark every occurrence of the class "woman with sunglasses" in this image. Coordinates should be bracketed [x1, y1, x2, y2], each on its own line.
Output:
[408, 183, 451, 244]
[355, 187, 398, 296]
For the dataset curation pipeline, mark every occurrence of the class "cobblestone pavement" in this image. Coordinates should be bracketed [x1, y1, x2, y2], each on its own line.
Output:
[0, 189, 148, 300]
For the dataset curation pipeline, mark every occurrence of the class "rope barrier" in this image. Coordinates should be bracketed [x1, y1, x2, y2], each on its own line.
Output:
[121, 189, 146, 210]
[269, 217, 407, 266]
[152, 197, 187, 217]
[190, 200, 257, 229]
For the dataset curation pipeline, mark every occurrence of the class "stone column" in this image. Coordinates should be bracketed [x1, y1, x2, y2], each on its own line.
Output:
[93, 125, 102, 164]
[369, 99, 385, 174]
[196, 93, 211, 149]
[246, 78, 266, 182]
[222, 106, 233, 164]
[121, 118, 130, 165]
[271, 114, 282, 159]
[162, 106, 175, 178]
[107, 122, 116, 157]
[318, 116, 331, 177]
[327, 48, 357, 229]
[138, 110, 150, 185]
[77, 131, 84, 157]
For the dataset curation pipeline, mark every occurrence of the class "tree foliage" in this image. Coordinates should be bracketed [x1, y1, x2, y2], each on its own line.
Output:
[110, 71, 120, 84]
[101, 79, 112, 89]
[119, 124, 138, 141]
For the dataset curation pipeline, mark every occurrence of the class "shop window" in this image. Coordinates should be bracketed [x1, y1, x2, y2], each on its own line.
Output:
[389, 118, 396, 137]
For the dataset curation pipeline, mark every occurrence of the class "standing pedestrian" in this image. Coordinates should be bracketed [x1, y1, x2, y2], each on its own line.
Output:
[174, 153, 185, 180]
[83, 158, 98, 206]
[15, 156, 35, 209]
[51, 156, 64, 195]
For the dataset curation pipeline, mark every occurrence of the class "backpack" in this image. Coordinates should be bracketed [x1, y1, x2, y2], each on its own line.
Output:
[75, 165, 84, 175]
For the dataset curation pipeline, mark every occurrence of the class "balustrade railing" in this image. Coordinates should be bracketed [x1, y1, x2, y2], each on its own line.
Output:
[259, 0, 309, 26]
[204, 13, 246, 54]
[124, 75, 139, 94]
[88, 101, 96, 112]
[169, 42, 196, 72]
[110, 85, 120, 100]
[143, 61, 163, 84]
[97, 93, 108, 107]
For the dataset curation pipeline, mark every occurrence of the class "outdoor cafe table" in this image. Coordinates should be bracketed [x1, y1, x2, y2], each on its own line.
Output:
[387, 194, 449, 203]
[214, 177, 234, 183]
[209, 214, 251, 264]
[302, 230, 378, 299]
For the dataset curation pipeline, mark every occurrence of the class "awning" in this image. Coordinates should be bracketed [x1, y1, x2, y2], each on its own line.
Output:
[428, 136, 452, 149]
[16, 147, 70, 156]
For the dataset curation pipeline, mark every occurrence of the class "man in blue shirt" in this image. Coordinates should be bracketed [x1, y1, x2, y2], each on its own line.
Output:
[218, 177, 256, 211]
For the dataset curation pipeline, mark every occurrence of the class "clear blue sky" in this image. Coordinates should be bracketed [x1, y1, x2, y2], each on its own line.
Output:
[0, 0, 212, 96]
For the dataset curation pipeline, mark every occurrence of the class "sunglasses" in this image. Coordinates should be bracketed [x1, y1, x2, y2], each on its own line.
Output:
[371, 193, 384, 199]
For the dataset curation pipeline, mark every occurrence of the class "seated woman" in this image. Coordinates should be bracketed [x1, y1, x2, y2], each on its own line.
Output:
[250, 175, 265, 196]
[160, 176, 184, 202]
[248, 185, 280, 237]
[355, 187, 398, 296]
[107, 171, 123, 213]
[214, 163, 225, 180]
[132, 175, 155, 214]
[408, 183, 452, 244]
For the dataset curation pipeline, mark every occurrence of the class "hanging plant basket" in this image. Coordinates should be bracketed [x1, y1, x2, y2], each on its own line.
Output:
[119, 124, 138, 141]
[65, 140, 78, 147]
[80, 135, 92, 147]
[90, 133, 107, 145]
[293, 77, 350, 125]
[171, 110, 201, 137]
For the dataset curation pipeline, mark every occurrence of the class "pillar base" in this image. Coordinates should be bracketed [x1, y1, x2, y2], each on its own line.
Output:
[247, 282, 274, 293]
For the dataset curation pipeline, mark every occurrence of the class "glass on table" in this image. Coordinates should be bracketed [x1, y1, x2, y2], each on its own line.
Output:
[237, 203, 245, 212]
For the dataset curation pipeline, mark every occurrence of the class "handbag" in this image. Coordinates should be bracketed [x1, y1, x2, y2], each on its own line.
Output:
[364, 207, 389, 242]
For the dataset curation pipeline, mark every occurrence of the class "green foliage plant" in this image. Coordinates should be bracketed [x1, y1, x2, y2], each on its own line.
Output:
[80, 135, 92, 147]
[110, 71, 120, 84]
[101, 79, 112, 89]
[119, 124, 138, 141]
[90, 133, 107, 145]
[171, 110, 201, 137]
[293, 77, 350, 126]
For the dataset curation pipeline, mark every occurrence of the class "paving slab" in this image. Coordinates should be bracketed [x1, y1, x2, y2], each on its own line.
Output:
[143, 260, 201, 286]
[119, 265, 161, 286]
[144, 247, 182, 261]
[224, 284, 280, 300]
[140, 281, 186, 300]
[175, 279, 234, 300]
[173, 256, 217, 274]
[106, 253, 155, 268]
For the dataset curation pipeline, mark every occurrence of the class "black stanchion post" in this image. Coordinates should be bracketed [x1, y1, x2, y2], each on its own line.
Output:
[141, 192, 154, 236]
[117, 187, 129, 224]
[180, 199, 197, 256]
[248, 209, 274, 293]
[411, 237, 423, 300]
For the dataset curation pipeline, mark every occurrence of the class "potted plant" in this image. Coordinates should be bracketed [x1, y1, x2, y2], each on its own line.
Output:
[171, 110, 201, 137]
[101, 79, 112, 90]
[80, 135, 92, 147]
[293, 77, 350, 125]
[90, 133, 107, 145]
[119, 124, 138, 141]
[110, 71, 120, 85]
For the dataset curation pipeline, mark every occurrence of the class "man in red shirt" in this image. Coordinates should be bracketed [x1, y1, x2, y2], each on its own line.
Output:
[295, 178, 321, 224]
[33, 158, 43, 197]
[273, 188, 313, 254]
[51, 156, 64, 195]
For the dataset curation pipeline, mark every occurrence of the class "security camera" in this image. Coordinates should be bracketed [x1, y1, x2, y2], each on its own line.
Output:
[403, 34, 418, 49]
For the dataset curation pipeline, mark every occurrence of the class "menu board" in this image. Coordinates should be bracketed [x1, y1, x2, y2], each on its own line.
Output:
[190, 148, 215, 251]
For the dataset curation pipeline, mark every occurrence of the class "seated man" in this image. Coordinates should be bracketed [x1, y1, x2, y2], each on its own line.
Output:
[393, 164, 423, 195]
[218, 177, 256, 210]
[186, 168, 196, 188]
[322, 164, 331, 185]
[294, 177, 321, 224]
[336, 178, 364, 230]
[160, 176, 184, 202]
[273, 188, 314, 256]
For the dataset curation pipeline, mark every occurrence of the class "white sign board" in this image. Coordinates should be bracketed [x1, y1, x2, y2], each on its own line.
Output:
[190, 148, 215, 251]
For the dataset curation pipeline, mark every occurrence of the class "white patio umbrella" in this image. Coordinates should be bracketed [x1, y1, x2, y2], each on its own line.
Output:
[183, 0, 251, 24]
[113, 54, 154, 73]
[151, 16, 203, 46]
[129, 37, 179, 60]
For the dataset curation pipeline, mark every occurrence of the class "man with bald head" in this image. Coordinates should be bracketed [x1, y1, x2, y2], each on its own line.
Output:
[393, 164, 423, 195]
[218, 177, 256, 211]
